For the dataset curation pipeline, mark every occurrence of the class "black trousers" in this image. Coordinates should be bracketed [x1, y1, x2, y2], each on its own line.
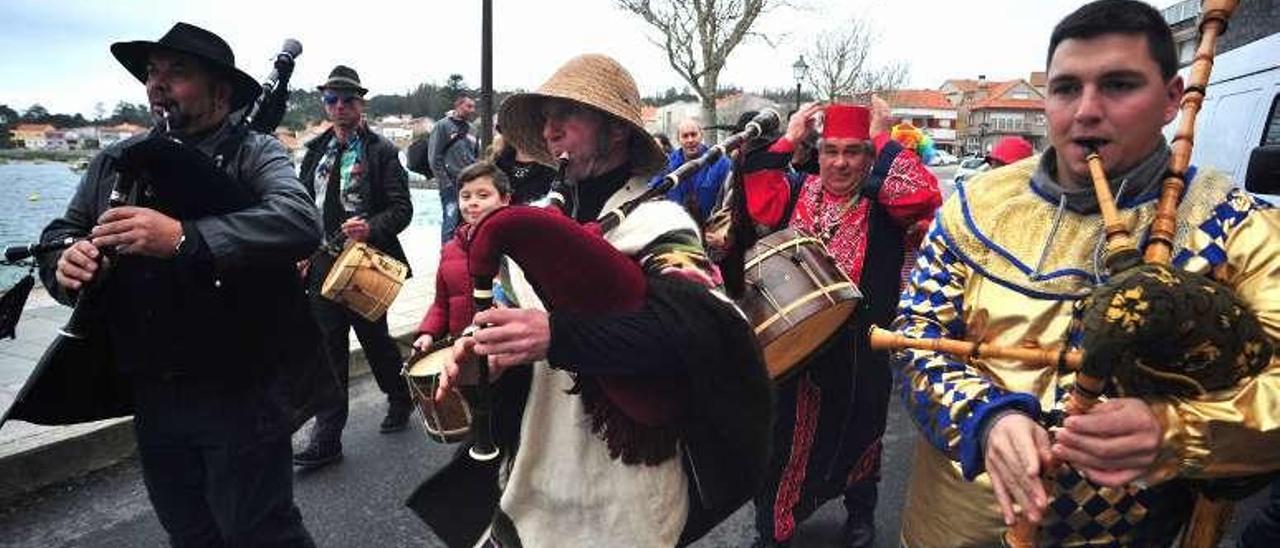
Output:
[307, 294, 409, 445]
[1243, 479, 1280, 547]
[133, 375, 314, 548]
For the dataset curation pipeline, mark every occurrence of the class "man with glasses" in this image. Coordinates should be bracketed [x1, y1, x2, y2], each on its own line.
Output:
[429, 94, 479, 243]
[295, 65, 414, 469]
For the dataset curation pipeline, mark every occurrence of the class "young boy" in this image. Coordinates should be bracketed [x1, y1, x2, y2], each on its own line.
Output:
[414, 162, 512, 351]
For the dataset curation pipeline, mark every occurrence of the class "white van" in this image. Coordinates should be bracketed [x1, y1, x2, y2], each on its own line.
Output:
[1166, 31, 1280, 197]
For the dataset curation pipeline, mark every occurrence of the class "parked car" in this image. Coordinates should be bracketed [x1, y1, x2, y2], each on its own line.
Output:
[951, 156, 988, 188]
[929, 149, 959, 166]
[1164, 30, 1279, 199]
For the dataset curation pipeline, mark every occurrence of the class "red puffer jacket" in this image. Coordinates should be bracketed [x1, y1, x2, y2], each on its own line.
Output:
[418, 230, 474, 338]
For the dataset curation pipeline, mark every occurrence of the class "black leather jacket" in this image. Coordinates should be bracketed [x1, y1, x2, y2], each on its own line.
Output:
[38, 123, 322, 379]
[298, 125, 412, 277]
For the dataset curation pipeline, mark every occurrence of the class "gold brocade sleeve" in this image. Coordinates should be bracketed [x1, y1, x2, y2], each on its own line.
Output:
[892, 224, 1045, 478]
[1146, 208, 1280, 482]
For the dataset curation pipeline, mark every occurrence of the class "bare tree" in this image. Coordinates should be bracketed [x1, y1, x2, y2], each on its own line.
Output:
[617, 0, 782, 138]
[805, 19, 909, 102]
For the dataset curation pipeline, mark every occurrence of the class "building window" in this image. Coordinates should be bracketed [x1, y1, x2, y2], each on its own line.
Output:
[991, 112, 1025, 132]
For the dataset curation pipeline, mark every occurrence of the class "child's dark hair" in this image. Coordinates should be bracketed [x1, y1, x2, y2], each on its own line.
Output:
[457, 161, 512, 196]
[1048, 0, 1178, 80]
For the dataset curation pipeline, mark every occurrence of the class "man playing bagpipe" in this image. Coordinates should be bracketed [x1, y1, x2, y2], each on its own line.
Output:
[731, 99, 941, 547]
[407, 53, 772, 547]
[38, 22, 321, 546]
[891, 1, 1280, 545]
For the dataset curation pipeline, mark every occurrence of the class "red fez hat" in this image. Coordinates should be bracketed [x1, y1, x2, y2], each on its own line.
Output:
[823, 104, 871, 140]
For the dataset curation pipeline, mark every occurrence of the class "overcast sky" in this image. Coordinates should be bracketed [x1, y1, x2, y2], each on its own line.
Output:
[0, 0, 1132, 117]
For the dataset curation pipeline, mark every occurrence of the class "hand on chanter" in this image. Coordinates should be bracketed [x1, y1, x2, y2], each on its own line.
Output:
[1052, 397, 1162, 487]
[435, 308, 549, 403]
[470, 307, 550, 367]
[55, 239, 105, 291]
[984, 412, 1053, 526]
[90, 206, 183, 259]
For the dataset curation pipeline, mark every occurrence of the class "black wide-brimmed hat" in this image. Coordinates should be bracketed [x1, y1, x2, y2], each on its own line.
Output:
[110, 22, 261, 110]
[317, 65, 368, 96]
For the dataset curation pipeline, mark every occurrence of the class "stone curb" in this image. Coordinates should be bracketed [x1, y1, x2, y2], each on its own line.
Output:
[0, 326, 419, 503]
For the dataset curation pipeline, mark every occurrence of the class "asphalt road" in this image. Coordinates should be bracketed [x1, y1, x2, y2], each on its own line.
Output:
[0, 371, 921, 548]
[928, 164, 958, 202]
[0, 373, 1271, 547]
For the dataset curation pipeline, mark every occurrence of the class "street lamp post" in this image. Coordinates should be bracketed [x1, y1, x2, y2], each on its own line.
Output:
[480, 0, 493, 151]
[792, 55, 809, 113]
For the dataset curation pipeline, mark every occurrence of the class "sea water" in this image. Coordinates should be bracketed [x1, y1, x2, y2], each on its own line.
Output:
[0, 161, 443, 290]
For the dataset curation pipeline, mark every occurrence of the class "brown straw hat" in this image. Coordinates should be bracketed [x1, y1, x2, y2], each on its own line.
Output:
[498, 54, 665, 176]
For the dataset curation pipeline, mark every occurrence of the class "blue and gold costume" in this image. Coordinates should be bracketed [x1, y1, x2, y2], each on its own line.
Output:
[892, 152, 1280, 546]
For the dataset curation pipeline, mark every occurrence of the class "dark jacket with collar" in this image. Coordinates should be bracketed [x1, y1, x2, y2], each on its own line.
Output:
[17, 125, 329, 427]
[427, 114, 478, 187]
[299, 125, 412, 276]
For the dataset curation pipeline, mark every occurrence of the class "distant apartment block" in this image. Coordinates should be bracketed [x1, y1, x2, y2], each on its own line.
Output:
[941, 75, 1046, 156]
[8, 122, 143, 150]
[885, 89, 958, 153]
[10, 123, 55, 149]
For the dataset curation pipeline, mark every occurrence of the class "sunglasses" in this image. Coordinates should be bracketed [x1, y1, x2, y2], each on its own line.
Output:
[322, 93, 362, 106]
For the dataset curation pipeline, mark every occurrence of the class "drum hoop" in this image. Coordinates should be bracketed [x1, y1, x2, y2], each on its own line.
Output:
[319, 260, 356, 298]
[403, 371, 473, 443]
[745, 236, 827, 270]
[755, 281, 858, 335]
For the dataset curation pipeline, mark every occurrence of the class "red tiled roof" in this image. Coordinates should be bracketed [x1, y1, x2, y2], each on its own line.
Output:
[972, 80, 1044, 110]
[12, 123, 55, 133]
[887, 89, 953, 110]
[942, 79, 1003, 93]
[972, 98, 1044, 110]
[1029, 71, 1047, 87]
[715, 92, 742, 108]
[641, 105, 658, 122]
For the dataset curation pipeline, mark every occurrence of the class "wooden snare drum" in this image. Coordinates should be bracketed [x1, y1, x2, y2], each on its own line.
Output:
[320, 240, 409, 321]
[738, 228, 863, 380]
[402, 339, 472, 444]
